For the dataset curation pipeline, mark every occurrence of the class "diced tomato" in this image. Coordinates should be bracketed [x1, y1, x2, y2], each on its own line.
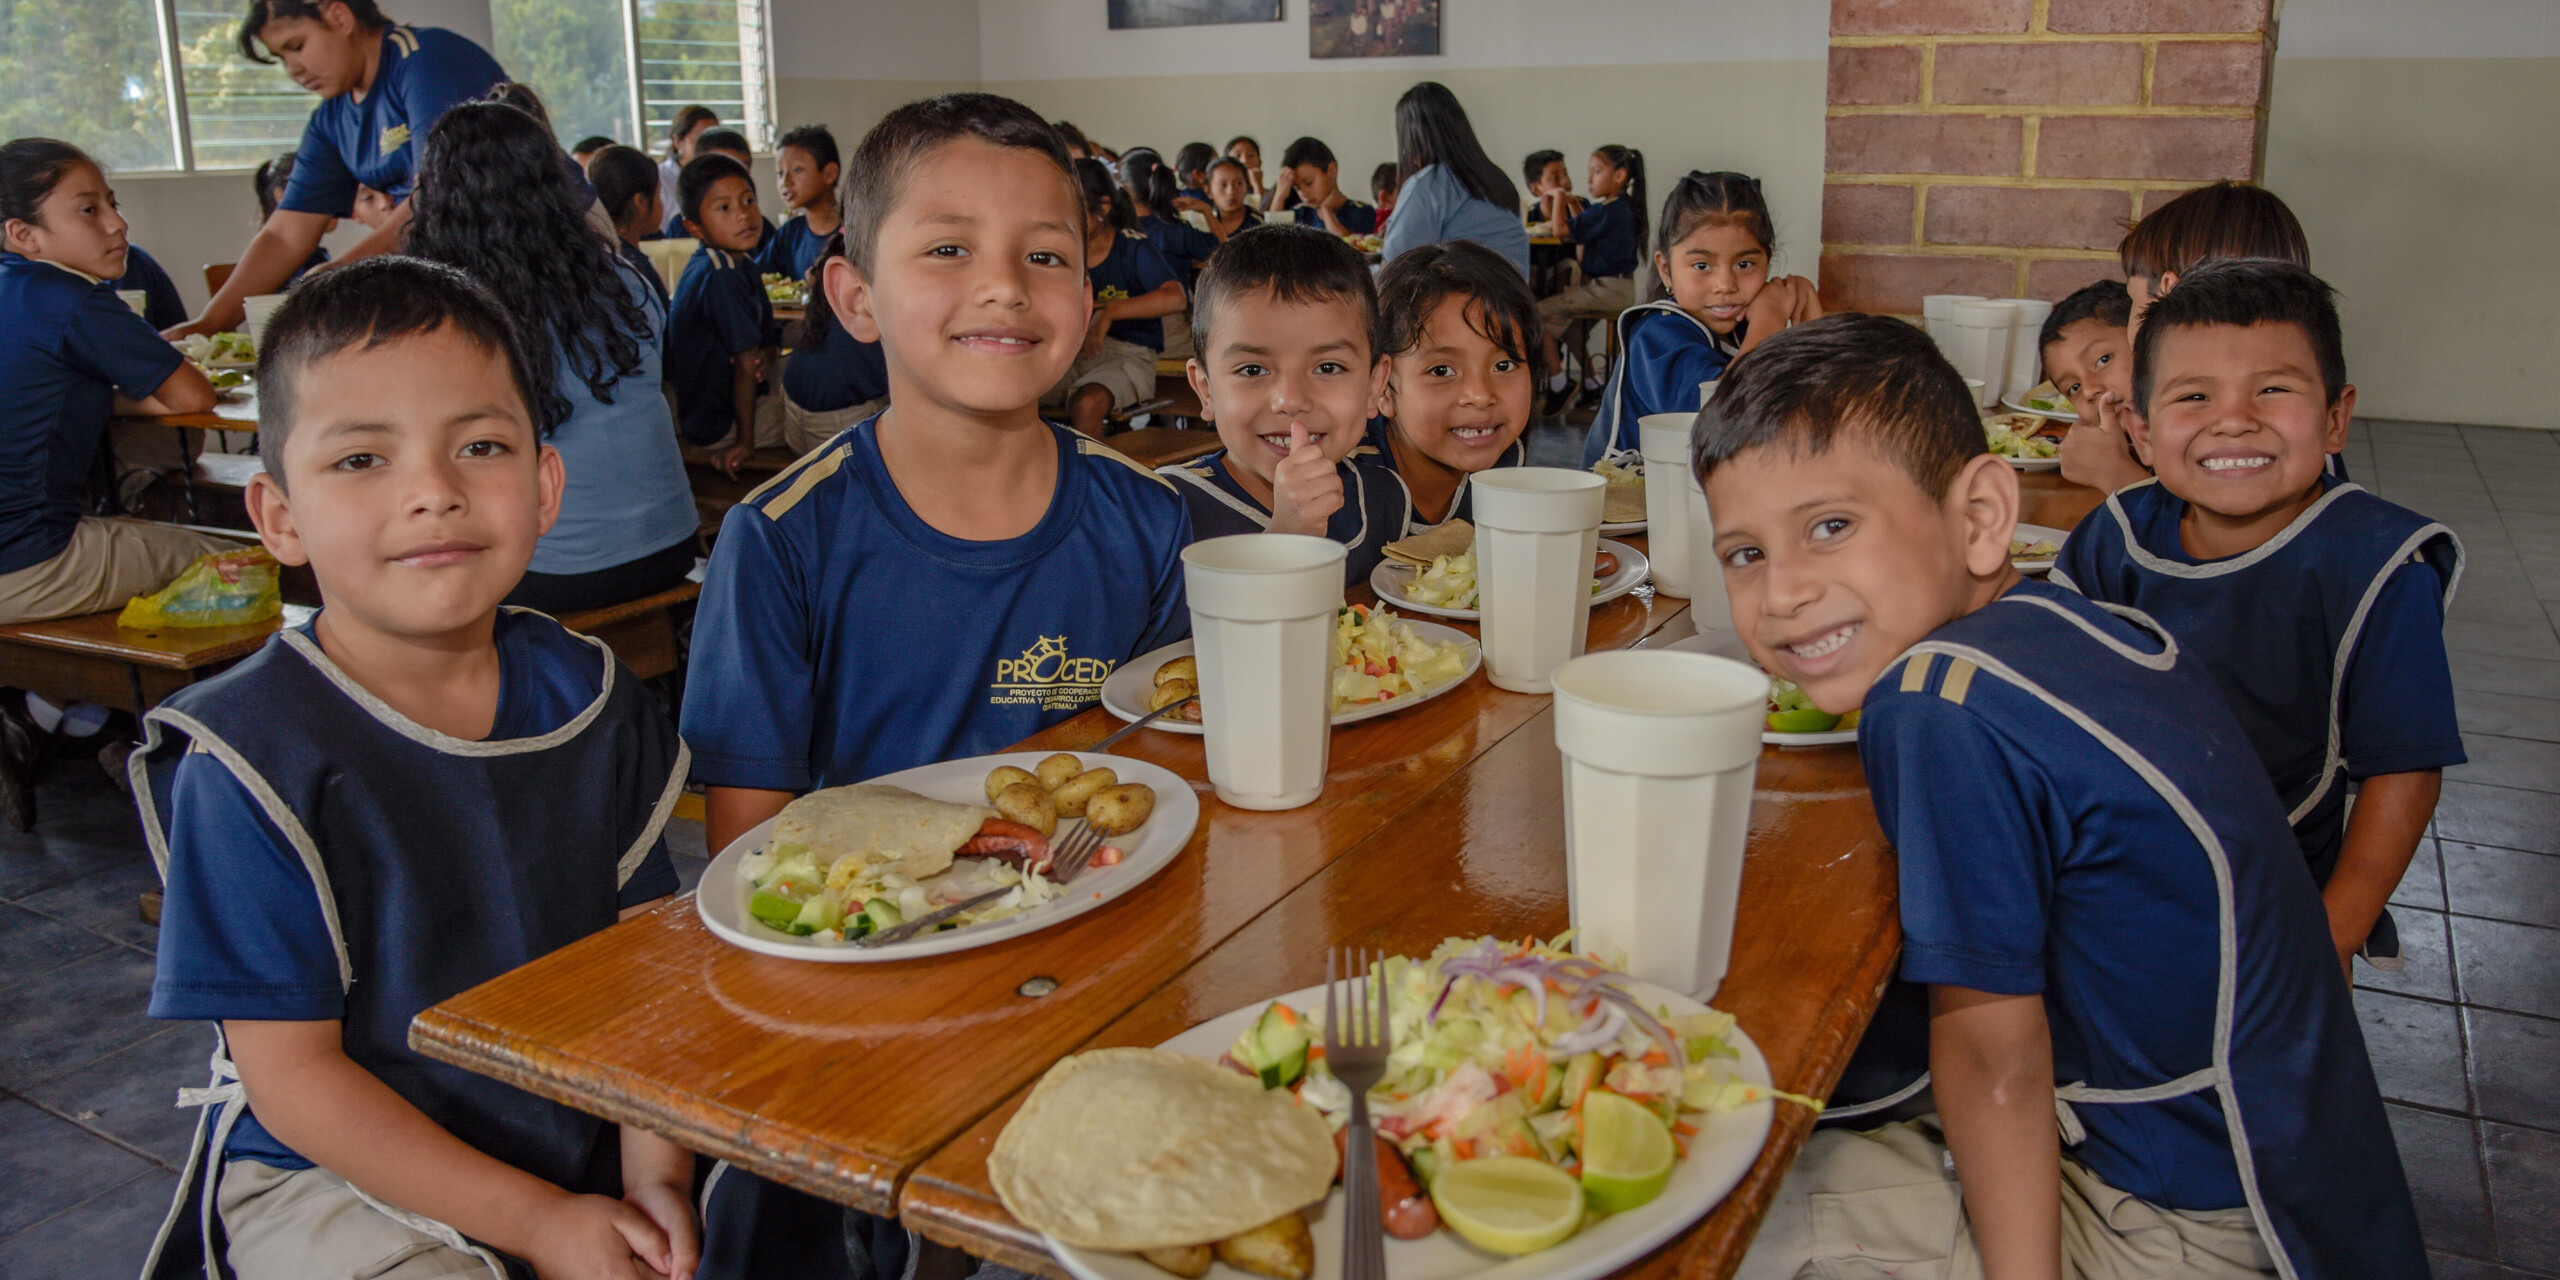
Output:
[1452, 1137, 1475, 1159]
[1090, 846, 1125, 867]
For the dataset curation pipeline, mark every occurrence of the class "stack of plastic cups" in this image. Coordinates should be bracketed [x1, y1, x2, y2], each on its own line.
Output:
[1471, 468, 1605, 694]
[1636, 414, 1697, 598]
[1922, 294, 1986, 347]
[1180, 533, 1347, 810]
[116, 290, 149, 318]
[1688, 380, 1729, 628]
[2003, 298, 2056, 403]
[240, 294, 289, 344]
[1551, 648, 1769, 1000]
[1947, 299, 2018, 409]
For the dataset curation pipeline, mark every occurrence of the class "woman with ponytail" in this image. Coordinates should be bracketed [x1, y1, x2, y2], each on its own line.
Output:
[1536, 143, 1645, 413]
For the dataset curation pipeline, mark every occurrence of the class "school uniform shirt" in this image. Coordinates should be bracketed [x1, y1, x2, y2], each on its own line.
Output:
[1380, 163, 1530, 281]
[758, 215, 835, 281]
[2053, 476, 2465, 890]
[1865, 579, 2423, 1279]
[1091, 229, 1180, 352]
[1292, 199, 1380, 236]
[1582, 301, 1739, 467]
[110, 244, 188, 329]
[536, 258, 700, 575]
[1179, 185, 1210, 205]
[616, 238, 669, 304]
[1139, 212, 1218, 285]
[143, 610, 683, 1180]
[277, 25, 508, 217]
[780, 305, 889, 415]
[682, 419, 1193, 792]
[1567, 196, 1639, 280]
[668, 243, 774, 445]
[1363, 414, 1526, 533]
[0, 253, 184, 574]
[1159, 447, 1411, 588]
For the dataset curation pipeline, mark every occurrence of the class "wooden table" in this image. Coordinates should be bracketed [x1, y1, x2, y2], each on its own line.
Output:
[115, 385, 259, 434]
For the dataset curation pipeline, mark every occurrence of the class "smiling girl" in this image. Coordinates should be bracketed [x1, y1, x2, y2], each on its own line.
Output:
[1372, 240, 1538, 530]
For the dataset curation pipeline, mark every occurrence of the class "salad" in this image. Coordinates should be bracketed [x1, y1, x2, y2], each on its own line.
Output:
[1767, 676, 1856, 735]
[1403, 550, 1479, 610]
[2010, 535, 2061, 560]
[1333, 604, 1471, 713]
[2020, 381, 2073, 414]
[1985, 418, 2058, 461]
[739, 839, 1060, 944]
[762, 272, 809, 304]
[179, 331, 255, 369]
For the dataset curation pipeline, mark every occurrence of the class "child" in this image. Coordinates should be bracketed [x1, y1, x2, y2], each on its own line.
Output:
[570, 134, 614, 166]
[1047, 158, 1185, 438]
[761, 123, 841, 280]
[669, 152, 779, 454]
[1203, 156, 1262, 241]
[2037, 277, 2133, 422]
[1370, 162, 1400, 230]
[1279, 136, 1379, 236]
[1165, 225, 1407, 586]
[1537, 144, 1645, 414]
[662, 127, 775, 251]
[255, 151, 333, 282]
[1370, 240, 1534, 530]
[587, 143, 670, 302]
[1227, 135, 1278, 210]
[0, 139, 229, 628]
[1174, 141, 1217, 207]
[2054, 260, 2462, 977]
[1583, 169, 1819, 466]
[778, 231, 890, 455]
[1520, 148, 1581, 226]
[138, 256, 701, 1280]
[1708, 314, 2423, 1280]
[1120, 149, 1218, 285]
[655, 103, 717, 225]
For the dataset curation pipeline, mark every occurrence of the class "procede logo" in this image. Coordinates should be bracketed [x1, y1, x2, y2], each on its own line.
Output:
[991, 635, 1116, 709]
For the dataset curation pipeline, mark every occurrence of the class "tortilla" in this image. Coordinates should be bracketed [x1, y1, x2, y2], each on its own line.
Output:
[1383, 518, 1474, 568]
[1602, 483, 1646, 524]
[990, 1047, 1336, 1251]
[771, 784, 995, 881]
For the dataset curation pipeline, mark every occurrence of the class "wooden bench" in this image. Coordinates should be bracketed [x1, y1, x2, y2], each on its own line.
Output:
[1105, 371, 1207, 431]
[554, 581, 699, 681]
[1103, 425, 1222, 470]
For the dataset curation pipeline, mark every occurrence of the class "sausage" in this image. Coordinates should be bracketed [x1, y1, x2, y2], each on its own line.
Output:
[955, 819, 1052, 873]
[1332, 1127, 1439, 1240]
[1594, 550, 1619, 579]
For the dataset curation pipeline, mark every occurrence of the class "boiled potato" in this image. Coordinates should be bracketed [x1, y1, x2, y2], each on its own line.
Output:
[1137, 1244, 1212, 1278]
[1214, 1212, 1313, 1280]
[1154, 655, 1197, 687]
[1035, 752, 1085, 791]
[1085, 782, 1156, 837]
[1147, 678, 1198, 712]
[1050, 767, 1117, 818]
[983, 765, 1039, 804]
[993, 782, 1057, 839]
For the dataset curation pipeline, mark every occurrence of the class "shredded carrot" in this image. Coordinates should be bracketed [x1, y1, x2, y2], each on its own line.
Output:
[1672, 1121, 1701, 1137]
[1640, 1049, 1671, 1067]
[1452, 1137, 1475, 1159]
[1672, 1133, 1691, 1158]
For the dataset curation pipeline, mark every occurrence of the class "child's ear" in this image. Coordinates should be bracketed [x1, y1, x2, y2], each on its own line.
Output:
[1950, 452, 2022, 581]
[1652, 249, 1669, 287]
[1366, 353, 1391, 419]
[532, 443, 565, 539]
[1184, 356, 1214, 421]
[2, 218, 35, 257]
[243, 473, 308, 568]
[2326, 383, 2356, 453]
[827, 256, 882, 344]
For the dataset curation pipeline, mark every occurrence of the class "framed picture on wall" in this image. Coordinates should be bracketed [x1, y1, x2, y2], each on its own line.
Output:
[1310, 0, 1440, 57]
[1108, 0, 1283, 28]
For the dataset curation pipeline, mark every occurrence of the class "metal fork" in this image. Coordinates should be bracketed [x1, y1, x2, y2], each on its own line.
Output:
[1325, 947, 1392, 1280]
[855, 822, 1106, 948]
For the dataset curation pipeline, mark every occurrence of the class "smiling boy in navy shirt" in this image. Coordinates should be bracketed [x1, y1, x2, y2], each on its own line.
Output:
[1710, 316, 2421, 1280]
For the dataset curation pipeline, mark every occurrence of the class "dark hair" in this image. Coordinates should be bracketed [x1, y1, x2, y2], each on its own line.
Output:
[1191, 224, 1379, 357]
[254, 150, 297, 220]
[2036, 278, 2133, 356]
[1280, 136, 1336, 173]
[255, 256, 553, 472]
[571, 135, 616, 156]
[664, 105, 719, 160]
[237, 0, 386, 64]
[1522, 149, 1563, 190]
[1120, 148, 1178, 218]
[695, 129, 753, 162]
[2119, 181, 2308, 281]
[1175, 142, 1217, 185]
[1073, 157, 1132, 234]
[1693, 313, 1983, 501]
[678, 153, 752, 226]
[408, 101, 649, 424]
[488, 81, 552, 132]
[1370, 162, 1398, 202]
[1594, 145, 1648, 257]
[1394, 82, 1519, 216]
[777, 123, 840, 171]
[1657, 170, 1773, 263]
[0, 138, 94, 229]
[2132, 258, 2345, 414]
[1051, 120, 1093, 156]
[586, 144, 658, 230]
[839, 93, 1075, 277]
[1374, 239, 1542, 378]
[1207, 156, 1247, 183]
[1226, 135, 1260, 156]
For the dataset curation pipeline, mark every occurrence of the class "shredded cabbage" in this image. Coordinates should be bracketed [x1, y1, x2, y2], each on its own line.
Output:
[1332, 605, 1469, 711]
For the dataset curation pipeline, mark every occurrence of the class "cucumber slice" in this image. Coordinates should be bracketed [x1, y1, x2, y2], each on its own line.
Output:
[788, 888, 845, 936]
[862, 897, 904, 929]
[748, 880, 818, 930]
[1234, 1003, 1314, 1090]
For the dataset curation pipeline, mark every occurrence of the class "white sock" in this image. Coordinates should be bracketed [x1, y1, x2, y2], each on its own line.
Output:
[1547, 373, 1568, 392]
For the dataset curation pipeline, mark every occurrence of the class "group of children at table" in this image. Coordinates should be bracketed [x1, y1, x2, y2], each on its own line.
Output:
[0, 68, 2445, 1279]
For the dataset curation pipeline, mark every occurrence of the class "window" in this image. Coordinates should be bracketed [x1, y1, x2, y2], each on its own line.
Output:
[4, 0, 770, 173]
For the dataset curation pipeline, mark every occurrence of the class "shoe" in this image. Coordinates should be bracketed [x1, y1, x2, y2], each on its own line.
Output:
[1539, 381, 1574, 417]
[0, 694, 39, 831]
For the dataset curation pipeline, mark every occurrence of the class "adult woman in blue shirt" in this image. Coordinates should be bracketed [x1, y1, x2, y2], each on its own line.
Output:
[169, 0, 507, 338]
[1378, 82, 1531, 281]
[406, 102, 698, 614]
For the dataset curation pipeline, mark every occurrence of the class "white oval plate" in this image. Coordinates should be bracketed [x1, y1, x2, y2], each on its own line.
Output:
[1370, 539, 1650, 622]
[1665, 630, 1859, 747]
[695, 751, 1199, 962]
[1600, 519, 1647, 536]
[2010, 523, 2070, 576]
[1100, 623, 1484, 736]
[2001, 393, 2078, 422]
[2000, 453, 2062, 472]
[1047, 980, 1774, 1280]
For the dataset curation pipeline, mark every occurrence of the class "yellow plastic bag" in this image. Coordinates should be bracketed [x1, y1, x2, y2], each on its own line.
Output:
[117, 546, 282, 630]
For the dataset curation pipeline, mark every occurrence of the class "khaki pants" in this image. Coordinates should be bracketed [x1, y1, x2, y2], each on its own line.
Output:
[1160, 310, 1197, 362]
[1537, 273, 1632, 332]
[217, 1159, 501, 1280]
[1735, 1117, 2272, 1280]
[699, 389, 788, 453]
[0, 517, 238, 625]
[1042, 337, 1158, 414]
[780, 388, 888, 457]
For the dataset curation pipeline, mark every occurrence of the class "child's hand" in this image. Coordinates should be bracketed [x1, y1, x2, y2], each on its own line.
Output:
[1781, 276, 1825, 325]
[522, 1191, 674, 1280]
[1268, 423, 1343, 537]
[2059, 392, 2152, 493]
[1744, 279, 1795, 338]
[622, 1177, 701, 1279]
[739, 348, 772, 382]
[1173, 195, 1212, 216]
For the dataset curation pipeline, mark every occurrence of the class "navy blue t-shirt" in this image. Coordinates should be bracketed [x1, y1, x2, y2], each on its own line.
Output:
[668, 244, 773, 445]
[1159, 448, 1411, 588]
[780, 306, 888, 415]
[1293, 200, 1380, 236]
[0, 254, 185, 572]
[111, 244, 188, 329]
[1569, 197, 1639, 280]
[1091, 229, 1179, 351]
[148, 612, 681, 1166]
[279, 26, 507, 216]
[1139, 213, 1219, 286]
[758, 216, 834, 281]
[665, 208, 776, 253]
[682, 419, 1193, 791]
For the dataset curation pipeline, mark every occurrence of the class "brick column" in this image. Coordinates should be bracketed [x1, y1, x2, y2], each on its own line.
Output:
[1818, 0, 2275, 316]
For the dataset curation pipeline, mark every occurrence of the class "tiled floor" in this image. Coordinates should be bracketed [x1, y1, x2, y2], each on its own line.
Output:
[0, 419, 2553, 1278]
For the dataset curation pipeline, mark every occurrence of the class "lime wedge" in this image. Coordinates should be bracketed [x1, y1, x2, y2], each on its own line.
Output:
[1579, 1089, 1676, 1214]
[1428, 1155, 1584, 1255]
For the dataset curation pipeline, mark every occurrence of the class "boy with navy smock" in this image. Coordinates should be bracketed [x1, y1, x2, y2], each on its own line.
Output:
[1279, 136, 1380, 236]
[2054, 259, 2462, 976]
[1165, 225, 1410, 587]
[1715, 316, 2422, 1280]
[136, 258, 703, 1280]
[670, 153, 779, 452]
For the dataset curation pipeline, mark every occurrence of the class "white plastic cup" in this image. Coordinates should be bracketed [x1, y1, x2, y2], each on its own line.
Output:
[1922, 293, 1985, 345]
[239, 293, 289, 343]
[1636, 414, 1697, 598]
[1471, 468, 1605, 694]
[1686, 465, 1730, 627]
[1947, 299, 2016, 409]
[1553, 649, 1768, 1000]
[116, 290, 148, 318]
[1182, 534, 1346, 810]
[2004, 298, 2055, 401]
[1697, 379, 1719, 409]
